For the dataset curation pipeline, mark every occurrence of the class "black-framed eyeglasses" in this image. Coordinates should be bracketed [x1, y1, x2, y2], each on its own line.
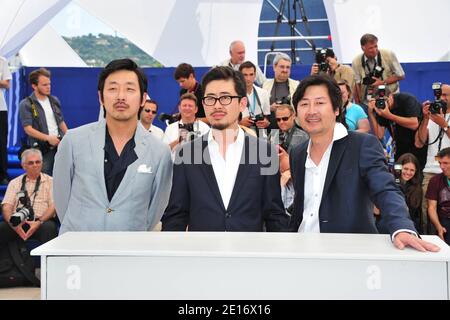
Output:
[144, 109, 157, 114]
[202, 95, 241, 106]
[276, 116, 291, 122]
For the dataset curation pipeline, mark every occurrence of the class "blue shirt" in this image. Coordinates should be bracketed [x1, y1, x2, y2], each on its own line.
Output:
[345, 103, 367, 131]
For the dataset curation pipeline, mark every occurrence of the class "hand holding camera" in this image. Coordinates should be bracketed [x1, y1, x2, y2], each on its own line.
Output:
[362, 66, 384, 86]
[429, 82, 447, 115]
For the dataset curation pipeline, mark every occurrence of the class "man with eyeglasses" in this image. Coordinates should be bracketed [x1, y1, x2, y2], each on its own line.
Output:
[162, 66, 288, 232]
[272, 104, 309, 154]
[1, 148, 57, 245]
[139, 98, 165, 140]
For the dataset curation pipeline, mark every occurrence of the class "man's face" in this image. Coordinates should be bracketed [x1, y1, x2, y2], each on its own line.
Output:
[275, 108, 295, 132]
[240, 67, 256, 88]
[203, 79, 246, 130]
[439, 155, 450, 178]
[99, 70, 145, 123]
[274, 59, 291, 82]
[362, 41, 379, 59]
[179, 98, 197, 121]
[297, 84, 338, 137]
[22, 154, 42, 177]
[33, 76, 51, 97]
[140, 101, 157, 125]
[177, 74, 195, 90]
[230, 42, 245, 65]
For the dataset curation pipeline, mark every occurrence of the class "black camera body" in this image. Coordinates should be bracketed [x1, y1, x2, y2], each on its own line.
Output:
[178, 122, 199, 142]
[275, 96, 291, 105]
[393, 164, 403, 186]
[375, 85, 387, 109]
[315, 49, 330, 73]
[158, 113, 179, 124]
[9, 190, 35, 227]
[279, 132, 290, 151]
[429, 82, 447, 114]
[362, 65, 384, 86]
[250, 113, 265, 122]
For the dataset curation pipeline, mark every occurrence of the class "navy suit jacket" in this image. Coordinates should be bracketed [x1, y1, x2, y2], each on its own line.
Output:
[288, 131, 416, 235]
[162, 133, 289, 232]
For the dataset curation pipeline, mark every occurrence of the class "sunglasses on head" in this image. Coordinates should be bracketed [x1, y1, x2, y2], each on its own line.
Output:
[276, 116, 290, 122]
[144, 109, 157, 114]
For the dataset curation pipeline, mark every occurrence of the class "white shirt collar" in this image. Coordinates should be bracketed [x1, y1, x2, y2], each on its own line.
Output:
[207, 126, 245, 148]
[306, 123, 348, 167]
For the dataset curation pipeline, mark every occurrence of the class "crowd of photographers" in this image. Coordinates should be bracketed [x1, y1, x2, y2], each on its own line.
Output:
[1, 33, 449, 250]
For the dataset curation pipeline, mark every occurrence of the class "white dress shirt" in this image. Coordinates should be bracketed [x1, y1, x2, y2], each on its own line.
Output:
[299, 123, 348, 232]
[148, 124, 165, 140]
[208, 127, 245, 210]
[39, 96, 59, 136]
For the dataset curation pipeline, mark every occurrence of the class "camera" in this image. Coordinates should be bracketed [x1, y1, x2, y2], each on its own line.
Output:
[279, 132, 289, 151]
[275, 96, 291, 105]
[429, 82, 447, 114]
[362, 65, 385, 86]
[158, 113, 179, 124]
[375, 85, 387, 109]
[250, 113, 265, 122]
[315, 49, 330, 73]
[178, 122, 199, 142]
[393, 164, 403, 186]
[9, 190, 35, 227]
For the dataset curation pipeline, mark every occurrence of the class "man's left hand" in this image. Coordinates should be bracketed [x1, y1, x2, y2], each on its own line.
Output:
[393, 232, 440, 252]
[255, 118, 270, 129]
[23, 220, 41, 240]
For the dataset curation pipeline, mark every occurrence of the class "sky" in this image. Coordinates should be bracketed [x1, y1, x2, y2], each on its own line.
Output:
[49, 2, 116, 37]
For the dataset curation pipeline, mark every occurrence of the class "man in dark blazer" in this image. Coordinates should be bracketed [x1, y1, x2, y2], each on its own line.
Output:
[162, 66, 288, 232]
[287, 74, 439, 252]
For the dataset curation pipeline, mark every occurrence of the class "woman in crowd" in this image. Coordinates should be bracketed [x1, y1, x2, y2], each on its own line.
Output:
[338, 81, 370, 133]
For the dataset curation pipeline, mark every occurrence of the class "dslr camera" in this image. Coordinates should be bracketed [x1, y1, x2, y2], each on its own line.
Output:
[158, 113, 179, 124]
[429, 82, 447, 114]
[178, 122, 199, 142]
[315, 49, 330, 73]
[375, 85, 387, 109]
[362, 65, 384, 86]
[9, 190, 35, 227]
[250, 113, 265, 122]
[278, 132, 290, 151]
[393, 164, 403, 186]
[275, 96, 291, 105]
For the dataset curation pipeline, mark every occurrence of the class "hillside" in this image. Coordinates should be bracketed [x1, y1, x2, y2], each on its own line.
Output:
[63, 33, 163, 67]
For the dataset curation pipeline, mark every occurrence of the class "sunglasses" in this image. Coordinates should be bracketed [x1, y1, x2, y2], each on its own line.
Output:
[144, 109, 157, 114]
[26, 160, 42, 166]
[276, 116, 290, 122]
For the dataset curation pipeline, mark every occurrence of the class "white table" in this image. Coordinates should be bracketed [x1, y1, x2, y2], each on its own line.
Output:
[31, 232, 450, 300]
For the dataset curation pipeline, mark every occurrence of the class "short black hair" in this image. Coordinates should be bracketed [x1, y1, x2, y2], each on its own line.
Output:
[437, 147, 450, 159]
[239, 61, 256, 73]
[144, 98, 158, 112]
[174, 63, 195, 80]
[292, 74, 342, 113]
[98, 58, 148, 101]
[201, 66, 246, 98]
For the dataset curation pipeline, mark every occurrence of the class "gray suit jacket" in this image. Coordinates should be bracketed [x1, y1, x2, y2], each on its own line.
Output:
[53, 119, 173, 234]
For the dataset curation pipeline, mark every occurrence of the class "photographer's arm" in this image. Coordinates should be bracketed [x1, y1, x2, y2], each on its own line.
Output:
[169, 140, 179, 151]
[0, 79, 10, 89]
[385, 113, 419, 131]
[353, 83, 361, 104]
[59, 121, 68, 134]
[1, 203, 27, 240]
[367, 100, 385, 140]
[428, 200, 446, 241]
[23, 125, 60, 146]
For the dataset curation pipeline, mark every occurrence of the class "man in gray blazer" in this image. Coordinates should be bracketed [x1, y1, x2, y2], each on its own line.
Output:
[53, 59, 173, 234]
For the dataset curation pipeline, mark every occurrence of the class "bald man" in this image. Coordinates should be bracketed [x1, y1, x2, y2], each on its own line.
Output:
[219, 40, 266, 86]
[415, 83, 450, 234]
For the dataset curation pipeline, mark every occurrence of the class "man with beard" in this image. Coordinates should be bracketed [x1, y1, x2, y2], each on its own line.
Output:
[162, 66, 288, 232]
[53, 59, 173, 233]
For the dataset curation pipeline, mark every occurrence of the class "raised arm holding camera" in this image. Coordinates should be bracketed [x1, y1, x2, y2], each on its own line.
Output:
[311, 48, 355, 90]
[0, 148, 57, 245]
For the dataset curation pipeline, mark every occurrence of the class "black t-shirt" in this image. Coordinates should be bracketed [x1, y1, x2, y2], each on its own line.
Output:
[180, 82, 205, 118]
[376, 92, 426, 167]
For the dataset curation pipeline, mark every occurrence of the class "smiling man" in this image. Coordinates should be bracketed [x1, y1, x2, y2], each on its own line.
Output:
[162, 66, 288, 232]
[53, 58, 173, 233]
[287, 74, 440, 252]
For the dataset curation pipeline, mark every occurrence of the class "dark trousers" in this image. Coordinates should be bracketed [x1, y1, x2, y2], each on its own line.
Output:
[42, 148, 57, 176]
[0, 111, 7, 180]
[0, 220, 58, 246]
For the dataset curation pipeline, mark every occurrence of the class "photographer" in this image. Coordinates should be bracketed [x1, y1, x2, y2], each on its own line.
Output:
[0, 148, 57, 245]
[311, 48, 355, 91]
[368, 88, 424, 167]
[352, 34, 405, 105]
[271, 104, 308, 153]
[238, 61, 270, 137]
[263, 53, 299, 129]
[338, 81, 370, 133]
[415, 83, 450, 234]
[19, 68, 68, 176]
[163, 93, 210, 152]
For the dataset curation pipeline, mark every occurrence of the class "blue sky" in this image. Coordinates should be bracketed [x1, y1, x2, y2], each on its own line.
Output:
[50, 2, 116, 37]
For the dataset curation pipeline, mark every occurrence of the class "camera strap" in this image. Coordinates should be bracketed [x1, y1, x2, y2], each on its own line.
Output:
[362, 51, 383, 75]
[20, 174, 41, 209]
[249, 86, 263, 116]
